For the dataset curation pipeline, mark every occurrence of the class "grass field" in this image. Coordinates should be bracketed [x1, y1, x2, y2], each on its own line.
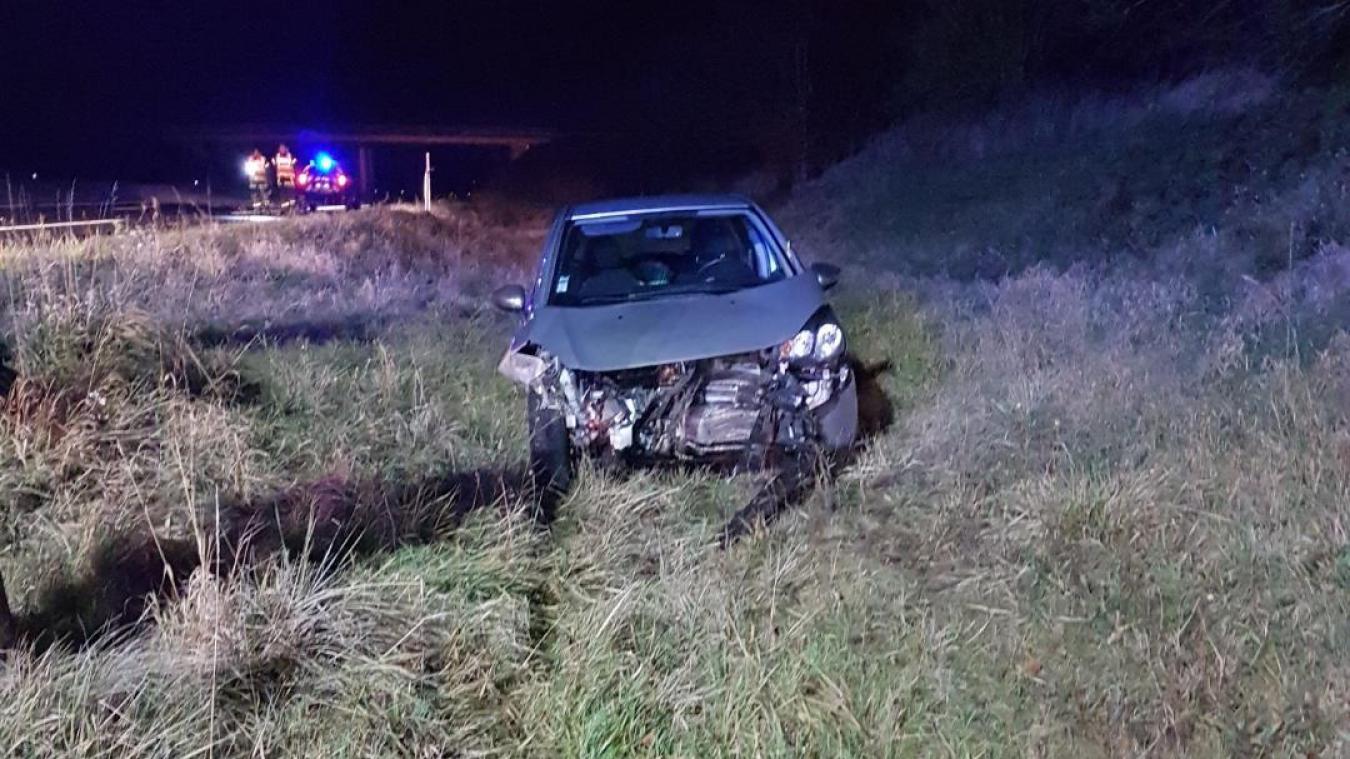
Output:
[2, 75, 1350, 756]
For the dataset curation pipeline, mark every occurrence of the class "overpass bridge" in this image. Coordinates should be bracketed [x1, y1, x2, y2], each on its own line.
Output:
[174, 125, 557, 195]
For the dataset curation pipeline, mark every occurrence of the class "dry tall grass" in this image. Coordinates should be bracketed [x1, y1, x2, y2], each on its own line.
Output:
[842, 259, 1350, 754]
[0, 80, 1349, 755]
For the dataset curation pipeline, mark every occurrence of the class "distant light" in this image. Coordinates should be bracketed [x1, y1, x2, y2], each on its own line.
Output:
[336, 173, 349, 188]
[193, 179, 200, 187]
[31, 173, 37, 180]
[315, 152, 336, 173]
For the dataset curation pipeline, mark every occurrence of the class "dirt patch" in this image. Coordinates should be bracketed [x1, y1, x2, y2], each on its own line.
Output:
[7, 360, 900, 645]
[189, 307, 476, 350]
[13, 467, 527, 651]
[192, 315, 391, 349]
[0, 343, 14, 399]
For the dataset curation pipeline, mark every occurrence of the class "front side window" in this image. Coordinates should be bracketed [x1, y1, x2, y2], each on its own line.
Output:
[550, 212, 788, 306]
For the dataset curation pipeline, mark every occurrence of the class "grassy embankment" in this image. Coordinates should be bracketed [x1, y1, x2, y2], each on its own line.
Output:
[1, 71, 1349, 755]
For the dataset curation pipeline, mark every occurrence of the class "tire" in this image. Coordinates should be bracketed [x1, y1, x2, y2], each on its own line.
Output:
[527, 390, 573, 522]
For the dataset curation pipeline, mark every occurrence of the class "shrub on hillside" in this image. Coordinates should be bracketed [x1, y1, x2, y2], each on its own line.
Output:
[891, 0, 1350, 116]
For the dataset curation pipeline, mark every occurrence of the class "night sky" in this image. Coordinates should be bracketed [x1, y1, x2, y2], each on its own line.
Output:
[8, 1, 1331, 193]
[0, 0, 901, 188]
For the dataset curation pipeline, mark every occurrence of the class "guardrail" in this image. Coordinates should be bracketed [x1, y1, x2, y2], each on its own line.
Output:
[0, 218, 126, 234]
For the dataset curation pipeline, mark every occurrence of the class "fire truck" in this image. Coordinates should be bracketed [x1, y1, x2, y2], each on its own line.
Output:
[296, 152, 361, 211]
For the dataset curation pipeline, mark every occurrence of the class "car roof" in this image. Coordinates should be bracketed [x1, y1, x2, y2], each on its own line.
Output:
[566, 193, 754, 221]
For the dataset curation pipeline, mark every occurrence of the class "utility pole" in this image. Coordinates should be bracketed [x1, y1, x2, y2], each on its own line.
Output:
[423, 152, 433, 213]
[358, 146, 374, 199]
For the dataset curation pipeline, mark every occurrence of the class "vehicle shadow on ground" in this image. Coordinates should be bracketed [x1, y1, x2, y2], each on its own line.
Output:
[13, 467, 528, 652]
[853, 358, 897, 439]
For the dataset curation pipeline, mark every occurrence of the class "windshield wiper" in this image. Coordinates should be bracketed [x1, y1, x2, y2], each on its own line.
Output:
[576, 293, 641, 305]
[575, 282, 755, 306]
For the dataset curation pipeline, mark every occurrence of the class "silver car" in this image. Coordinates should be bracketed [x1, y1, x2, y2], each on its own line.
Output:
[492, 194, 857, 513]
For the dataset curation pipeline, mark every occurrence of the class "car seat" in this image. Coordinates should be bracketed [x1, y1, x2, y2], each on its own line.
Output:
[577, 236, 640, 298]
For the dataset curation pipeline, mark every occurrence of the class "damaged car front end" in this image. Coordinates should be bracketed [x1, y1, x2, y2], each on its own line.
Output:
[493, 195, 857, 517]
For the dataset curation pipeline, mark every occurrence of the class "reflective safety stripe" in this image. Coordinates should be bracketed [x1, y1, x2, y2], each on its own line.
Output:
[275, 155, 296, 182]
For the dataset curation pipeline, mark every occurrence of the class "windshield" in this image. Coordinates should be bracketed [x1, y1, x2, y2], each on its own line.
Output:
[549, 211, 788, 306]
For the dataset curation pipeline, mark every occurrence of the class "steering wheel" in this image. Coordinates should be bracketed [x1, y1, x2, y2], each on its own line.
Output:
[697, 253, 728, 274]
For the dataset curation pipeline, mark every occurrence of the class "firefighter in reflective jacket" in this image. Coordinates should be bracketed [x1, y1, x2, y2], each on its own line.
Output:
[244, 149, 269, 208]
[274, 145, 297, 207]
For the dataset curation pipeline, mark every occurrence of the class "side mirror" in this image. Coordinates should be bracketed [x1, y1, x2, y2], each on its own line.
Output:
[491, 284, 527, 313]
[811, 262, 841, 291]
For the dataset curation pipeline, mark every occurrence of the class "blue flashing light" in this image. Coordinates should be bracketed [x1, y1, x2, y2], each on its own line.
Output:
[314, 152, 336, 173]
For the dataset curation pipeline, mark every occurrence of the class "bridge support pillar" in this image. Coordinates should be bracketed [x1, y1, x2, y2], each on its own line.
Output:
[358, 145, 374, 198]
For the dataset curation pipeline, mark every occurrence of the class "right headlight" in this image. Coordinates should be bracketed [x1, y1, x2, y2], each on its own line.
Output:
[814, 322, 844, 360]
[781, 320, 845, 364]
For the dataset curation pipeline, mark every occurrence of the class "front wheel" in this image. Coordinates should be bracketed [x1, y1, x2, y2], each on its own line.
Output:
[527, 390, 573, 522]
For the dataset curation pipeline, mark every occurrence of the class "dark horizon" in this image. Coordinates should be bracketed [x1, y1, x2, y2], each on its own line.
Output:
[1, 0, 900, 191]
[3, 1, 1346, 194]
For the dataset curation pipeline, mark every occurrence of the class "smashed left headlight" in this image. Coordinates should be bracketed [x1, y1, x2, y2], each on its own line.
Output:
[498, 349, 548, 386]
[786, 329, 815, 361]
[782, 318, 845, 365]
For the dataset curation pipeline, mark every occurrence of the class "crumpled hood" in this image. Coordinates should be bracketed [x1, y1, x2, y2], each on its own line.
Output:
[523, 275, 824, 372]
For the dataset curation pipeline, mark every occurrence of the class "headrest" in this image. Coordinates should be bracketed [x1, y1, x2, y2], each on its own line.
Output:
[589, 236, 624, 268]
[690, 220, 740, 258]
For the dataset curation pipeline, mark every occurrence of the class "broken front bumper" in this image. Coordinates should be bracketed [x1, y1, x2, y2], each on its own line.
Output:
[815, 371, 858, 451]
[501, 346, 859, 461]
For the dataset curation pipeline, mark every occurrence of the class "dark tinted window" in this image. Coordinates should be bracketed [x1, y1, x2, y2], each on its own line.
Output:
[551, 212, 786, 305]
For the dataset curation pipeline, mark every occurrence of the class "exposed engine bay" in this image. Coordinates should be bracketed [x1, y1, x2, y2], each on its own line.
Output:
[501, 346, 853, 462]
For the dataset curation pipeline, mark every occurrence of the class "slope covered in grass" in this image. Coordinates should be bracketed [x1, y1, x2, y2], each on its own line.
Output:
[2, 74, 1350, 755]
[783, 70, 1350, 280]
